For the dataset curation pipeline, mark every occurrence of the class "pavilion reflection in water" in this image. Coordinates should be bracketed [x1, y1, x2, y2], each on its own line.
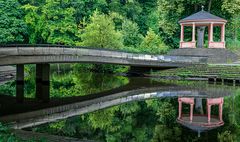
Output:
[177, 97, 224, 137]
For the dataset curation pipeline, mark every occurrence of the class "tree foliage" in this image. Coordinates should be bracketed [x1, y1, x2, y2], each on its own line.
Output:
[140, 28, 169, 54]
[222, 0, 240, 41]
[79, 11, 123, 49]
[0, 0, 27, 44]
[2, 0, 238, 50]
[22, 0, 78, 44]
[122, 19, 143, 47]
[157, 0, 184, 36]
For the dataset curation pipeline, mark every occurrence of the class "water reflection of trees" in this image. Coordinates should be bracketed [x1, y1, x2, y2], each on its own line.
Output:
[33, 90, 240, 142]
[1, 66, 240, 141]
[32, 98, 195, 141]
[0, 66, 129, 98]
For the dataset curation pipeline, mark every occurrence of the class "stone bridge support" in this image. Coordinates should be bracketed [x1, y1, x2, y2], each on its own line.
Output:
[16, 64, 24, 103]
[16, 64, 50, 103]
[36, 64, 50, 103]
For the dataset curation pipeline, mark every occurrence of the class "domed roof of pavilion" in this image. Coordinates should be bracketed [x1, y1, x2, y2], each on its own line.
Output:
[177, 116, 224, 137]
[179, 10, 227, 23]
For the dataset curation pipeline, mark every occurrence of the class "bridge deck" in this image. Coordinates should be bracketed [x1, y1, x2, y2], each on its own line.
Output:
[0, 45, 207, 67]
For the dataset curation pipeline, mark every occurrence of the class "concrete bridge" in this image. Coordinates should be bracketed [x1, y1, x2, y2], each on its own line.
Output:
[0, 78, 233, 129]
[0, 44, 208, 103]
[0, 44, 206, 66]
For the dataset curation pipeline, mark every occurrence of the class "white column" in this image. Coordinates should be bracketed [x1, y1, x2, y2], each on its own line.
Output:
[208, 105, 211, 123]
[180, 24, 184, 42]
[192, 22, 196, 42]
[210, 22, 214, 42]
[190, 104, 194, 122]
[221, 24, 225, 42]
[219, 103, 223, 122]
[178, 100, 182, 119]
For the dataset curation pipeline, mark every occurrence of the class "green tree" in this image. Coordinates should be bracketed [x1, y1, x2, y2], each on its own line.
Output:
[0, 0, 27, 44]
[22, 4, 43, 44]
[146, 10, 160, 34]
[222, 0, 240, 15]
[140, 28, 169, 54]
[70, 0, 107, 23]
[135, 0, 158, 34]
[77, 11, 127, 73]
[157, 0, 185, 37]
[156, 101, 176, 124]
[22, 0, 78, 45]
[218, 131, 234, 142]
[79, 11, 123, 49]
[88, 107, 121, 132]
[152, 125, 182, 142]
[108, 0, 142, 22]
[122, 19, 143, 47]
[222, 0, 240, 42]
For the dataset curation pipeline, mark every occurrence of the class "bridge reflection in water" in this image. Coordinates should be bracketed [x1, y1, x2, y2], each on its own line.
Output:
[0, 45, 207, 104]
[0, 77, 234, 134]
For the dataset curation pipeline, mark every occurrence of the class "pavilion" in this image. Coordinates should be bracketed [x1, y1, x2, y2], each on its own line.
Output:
[179, 8, 227, 48]
[177, 97, 224, 137]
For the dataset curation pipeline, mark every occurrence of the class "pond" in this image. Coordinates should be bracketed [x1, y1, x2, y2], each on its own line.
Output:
[0, 65, 239, 142]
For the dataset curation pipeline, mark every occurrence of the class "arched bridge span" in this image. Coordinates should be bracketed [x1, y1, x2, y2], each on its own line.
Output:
[0, 79, 232, 129]
[0, 44, 206, 67]
[0, 44, 207, 104]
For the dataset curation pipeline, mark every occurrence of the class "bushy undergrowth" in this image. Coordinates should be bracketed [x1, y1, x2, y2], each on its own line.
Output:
[226, 39, 240, 51]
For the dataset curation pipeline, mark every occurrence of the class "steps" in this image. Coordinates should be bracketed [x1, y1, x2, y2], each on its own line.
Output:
[168, 48, 239, 63]
[153, 65, 240, 85]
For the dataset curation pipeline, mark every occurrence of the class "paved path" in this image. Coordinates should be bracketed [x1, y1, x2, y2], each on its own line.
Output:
[0, 66, 15, 84]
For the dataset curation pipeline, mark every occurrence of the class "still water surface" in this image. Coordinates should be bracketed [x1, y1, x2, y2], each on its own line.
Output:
[0, 67, 239, 141]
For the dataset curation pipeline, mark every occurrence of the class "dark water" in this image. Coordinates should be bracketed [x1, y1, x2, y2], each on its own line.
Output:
[0, 66, 240, 142]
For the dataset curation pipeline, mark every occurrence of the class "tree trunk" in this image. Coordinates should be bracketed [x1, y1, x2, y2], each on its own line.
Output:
[194, 4, 198, 12]
[196, 0, 212, 48]
[208, 0, 212, 12]
[197, 27, 205, 48]
[195, 98, 204, 114]
[234, 19, 237, 41]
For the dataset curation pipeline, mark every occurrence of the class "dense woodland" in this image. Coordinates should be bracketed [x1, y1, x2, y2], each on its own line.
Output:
[2, 0, 240, 72]
[1, 0, 240, 52]
[1, 69, 240, 141]
[1, 0, 240, 141]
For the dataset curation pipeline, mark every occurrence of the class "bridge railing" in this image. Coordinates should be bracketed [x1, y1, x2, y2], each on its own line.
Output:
[0, 44, 155, 55]
[0, 44, 208, 64]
